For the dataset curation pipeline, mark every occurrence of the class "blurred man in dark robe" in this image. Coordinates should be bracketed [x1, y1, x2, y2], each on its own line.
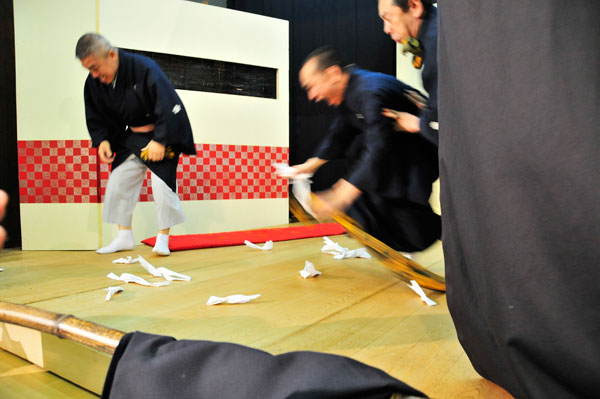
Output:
[378, 0, 438, 146]
[290, 46, 440, 253]
[76, 33, 196, 256]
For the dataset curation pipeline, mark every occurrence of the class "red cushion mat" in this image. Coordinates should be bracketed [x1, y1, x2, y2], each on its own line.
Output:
[142, 223, 346, 251]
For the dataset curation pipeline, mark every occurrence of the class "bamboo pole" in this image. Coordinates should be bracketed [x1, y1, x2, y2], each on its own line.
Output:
[0, 301, 124, 354]
[291, 195, 446, 292]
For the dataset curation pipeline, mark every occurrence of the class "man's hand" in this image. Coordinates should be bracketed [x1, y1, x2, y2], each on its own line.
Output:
[141, 140, 166, 162]
[381, 108, 420, 133]
[312, 179, 362, 220]
[291, 157, 327, 176]
[98, 140, 115, 163]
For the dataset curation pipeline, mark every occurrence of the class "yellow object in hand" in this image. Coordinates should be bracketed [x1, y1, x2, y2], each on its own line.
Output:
[140, 146, 175, 161]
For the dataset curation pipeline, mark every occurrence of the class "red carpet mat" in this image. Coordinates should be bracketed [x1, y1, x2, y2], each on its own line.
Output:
[142, 223, 346, 251]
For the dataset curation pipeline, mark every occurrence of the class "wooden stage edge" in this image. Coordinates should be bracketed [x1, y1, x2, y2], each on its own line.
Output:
[0, 229, 514, 399]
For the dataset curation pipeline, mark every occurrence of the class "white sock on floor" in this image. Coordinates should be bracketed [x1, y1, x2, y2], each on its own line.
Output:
[97, 229, 135, 254]
[152, 233, 170, 256]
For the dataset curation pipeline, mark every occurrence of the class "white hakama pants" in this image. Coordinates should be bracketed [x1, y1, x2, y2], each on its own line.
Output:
[102, 154, 185, 230]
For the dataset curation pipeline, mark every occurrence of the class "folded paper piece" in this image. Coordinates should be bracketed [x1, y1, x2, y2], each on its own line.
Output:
[300, 260, 321, 279]
[112, 255, 191, 282]
[407, 280, 437, 306]
[142, 223, 345, 251]
[136, 255, 191, 282]
[273, 162, 317, 218]
[105, 286, 124, 301]
[291, 174, 317, 219]
[113, 256, 138, 264]
[206, 294, 261, 306]
[107, 272, 170, 287]
[321, 236, 371, 260]
[244, 240, 274, 251]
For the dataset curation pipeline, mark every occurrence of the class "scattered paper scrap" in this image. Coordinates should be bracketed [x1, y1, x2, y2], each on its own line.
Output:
[112, 255, 191, 282]
[107, 272, 170, 287]
[321, 236, 371, 260]
[136, 255, 191, 282]
[244, 240, 274, 251]
[206, 294, 261, 306]
[407, 280, 437, 306]
[104, 286, 123, 301]
[299, 260, 321, 279]
[112, 256, 138, 264]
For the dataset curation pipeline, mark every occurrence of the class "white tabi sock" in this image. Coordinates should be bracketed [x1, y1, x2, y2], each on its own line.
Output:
[152, 233, 170, 256]
[97, 229, 135, 254]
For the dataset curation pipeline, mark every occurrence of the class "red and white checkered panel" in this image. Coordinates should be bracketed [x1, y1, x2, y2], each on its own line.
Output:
[19, 141, 289, 203]
[138, 143, 289, 202]
[18, 140, 100, 204]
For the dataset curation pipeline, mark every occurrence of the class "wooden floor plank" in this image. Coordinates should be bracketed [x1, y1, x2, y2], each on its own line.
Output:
[0, 233, 513, 398]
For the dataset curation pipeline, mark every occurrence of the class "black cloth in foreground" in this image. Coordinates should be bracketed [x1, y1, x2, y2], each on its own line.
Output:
[438, 2, 600, 399]
[102, 331, 427, 399]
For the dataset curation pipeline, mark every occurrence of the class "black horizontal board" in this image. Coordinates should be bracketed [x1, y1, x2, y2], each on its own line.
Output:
[124, 48, 277, 99]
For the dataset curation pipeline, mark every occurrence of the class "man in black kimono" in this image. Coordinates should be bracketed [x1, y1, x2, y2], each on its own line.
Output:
[292, 46, 440, 253]
[76, 33, 196, 256]
[438, 2, 600, 398]
[378, 0, 438, 146]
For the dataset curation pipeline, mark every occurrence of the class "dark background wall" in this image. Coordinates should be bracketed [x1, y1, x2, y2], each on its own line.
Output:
[228, 0, 396, 190]
[0, 0, 21, 248]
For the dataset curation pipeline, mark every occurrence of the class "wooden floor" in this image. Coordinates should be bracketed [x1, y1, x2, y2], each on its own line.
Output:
[0, 230, 513, 399]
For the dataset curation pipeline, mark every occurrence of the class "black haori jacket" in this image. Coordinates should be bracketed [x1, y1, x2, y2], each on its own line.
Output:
[83, 50, 196, 191]
[101, 331, 427, 399]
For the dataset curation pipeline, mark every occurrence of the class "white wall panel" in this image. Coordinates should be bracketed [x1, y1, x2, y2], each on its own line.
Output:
[13, 0, 95, 141]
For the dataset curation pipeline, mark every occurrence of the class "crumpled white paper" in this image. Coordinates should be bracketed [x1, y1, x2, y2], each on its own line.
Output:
[106, 272, 170, 287]
[104, 286, 123, 301]
[136, 255, 191, 282]
[321, 236, 371, 260]
[112, 256, 137, 264]
[407, 280, 437, 306]
[206, 294, 261, 306]
[111, 255, 191, 282]
[244, 240, 273, 251]
[299, 260, 321, 279]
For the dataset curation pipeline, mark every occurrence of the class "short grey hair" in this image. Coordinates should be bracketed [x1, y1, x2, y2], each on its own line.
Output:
[75, 33, 113, 60]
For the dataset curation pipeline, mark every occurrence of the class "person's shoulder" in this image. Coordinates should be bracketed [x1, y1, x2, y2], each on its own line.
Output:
[354, 68, 408, 92]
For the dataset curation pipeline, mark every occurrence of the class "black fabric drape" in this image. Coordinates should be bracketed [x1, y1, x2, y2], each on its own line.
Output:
[102, 331, 427, 399]
[0, 0, 21, 248]
[438, 2, 600, 398]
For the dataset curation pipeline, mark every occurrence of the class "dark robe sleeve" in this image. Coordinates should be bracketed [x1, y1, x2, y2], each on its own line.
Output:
[102, 331, 427, 399]
[418, 99, 438, 147]
[313, 114, 358, 162]
[144, 63, 195, 153]
[84, 78, 116, 148]
[343, 95, 400, 194]
[418, 9, 439, 147]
